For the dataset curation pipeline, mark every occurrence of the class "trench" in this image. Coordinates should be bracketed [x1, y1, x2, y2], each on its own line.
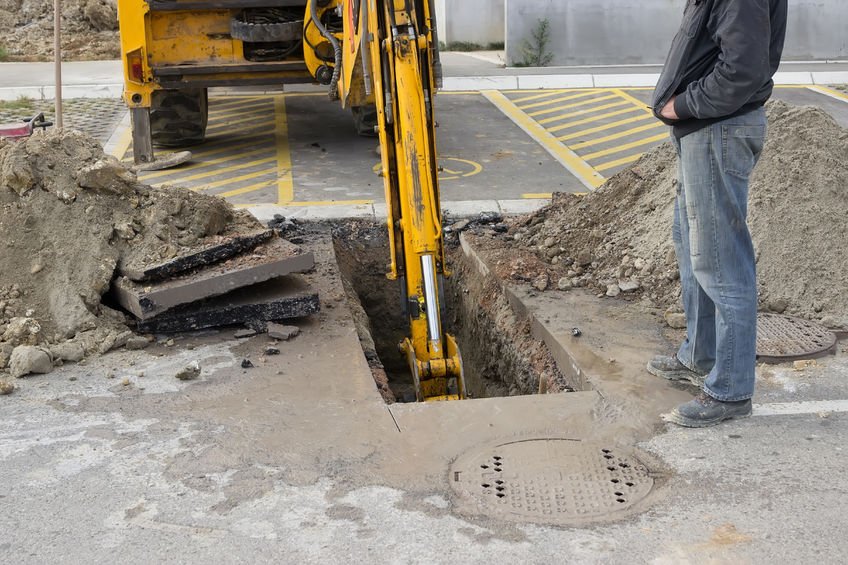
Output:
[333, 221, 572, 403]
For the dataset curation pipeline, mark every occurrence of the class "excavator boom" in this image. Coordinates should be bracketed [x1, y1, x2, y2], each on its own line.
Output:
[305, 0, 464, 401]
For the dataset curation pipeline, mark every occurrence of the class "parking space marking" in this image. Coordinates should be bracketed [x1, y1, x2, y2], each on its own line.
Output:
[274, 96, 294, 204]
[483, 90, 605, 190]
[126, 95, 291, 206]
[518, 90, 605, 112]
[547, 107, 647, 134]
[807, 85, 848, 104]
[568, 122, 667, 150]
[491, 87, 669, 187]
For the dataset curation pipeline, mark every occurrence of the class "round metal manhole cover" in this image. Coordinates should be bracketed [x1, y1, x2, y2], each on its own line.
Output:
[757, 313, 837, 363]
[449, 439, 656, 525]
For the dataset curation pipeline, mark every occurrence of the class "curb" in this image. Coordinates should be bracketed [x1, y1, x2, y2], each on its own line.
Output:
[2, 72, 846, 101]
[441, 71, 848, 91]
[245, 198, 550, 223]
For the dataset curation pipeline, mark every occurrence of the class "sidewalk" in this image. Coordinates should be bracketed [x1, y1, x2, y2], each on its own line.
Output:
[2, 55, 847, 101]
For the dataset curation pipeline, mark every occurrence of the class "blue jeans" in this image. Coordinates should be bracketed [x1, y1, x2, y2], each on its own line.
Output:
[671, 107, 766, 402]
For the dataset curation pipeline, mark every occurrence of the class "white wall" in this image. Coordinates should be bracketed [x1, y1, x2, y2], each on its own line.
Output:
[505, 0, 848, 67]
[436, 0, 505, 47]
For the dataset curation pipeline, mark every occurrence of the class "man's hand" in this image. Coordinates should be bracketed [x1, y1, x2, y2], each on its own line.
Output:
[661, 96, 680, 121]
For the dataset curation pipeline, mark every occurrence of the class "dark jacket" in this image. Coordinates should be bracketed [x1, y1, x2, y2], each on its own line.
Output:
[652, 0, 787, 139]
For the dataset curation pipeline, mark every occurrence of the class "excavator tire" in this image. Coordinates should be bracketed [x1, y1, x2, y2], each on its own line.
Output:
[150, 88, 209, 147]
[352, 105, 378, 137]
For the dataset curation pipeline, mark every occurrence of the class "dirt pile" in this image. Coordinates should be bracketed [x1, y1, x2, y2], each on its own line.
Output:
[0, 129, 264, 377]
[490, 100, 848, 327]
[0, 0, 118, 61]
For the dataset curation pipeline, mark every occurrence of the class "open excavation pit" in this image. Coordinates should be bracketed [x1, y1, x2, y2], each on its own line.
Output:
[333, 220, 575, 403]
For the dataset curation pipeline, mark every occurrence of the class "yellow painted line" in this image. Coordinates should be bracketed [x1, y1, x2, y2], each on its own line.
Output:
[594, 153, 643, 172]
[209, 99, 272, 115]
[218, 179, 277, 199]
[611, 88, 655, 115]
[558, 115, 656, 142]
[808, 85, 848, 103]
[138, 147, 274, 181]
[144, 156, 276, 186]
[526, 93, 619, 117]
[537, 100, 631, 125]
[522, 193, 553, 199]
[568, 122, 667, 150]
[518, 90, 602, 111]
[206, 113, 275, 133]
[283, 200, 375, 207]
[546, 107, 643, 134]
[188, 137, 272, 159]
[511, 90, 568, 104]
[109, 126, 133, 160]
[208, 105, 273, 122]
[189, 125, 274, 148]
[581, 133, 669, 161]
[208, 96, 264, 111]
[482, 90, 603, 190]
[273, 95, 295, 204]
[190, 167, 276, 191]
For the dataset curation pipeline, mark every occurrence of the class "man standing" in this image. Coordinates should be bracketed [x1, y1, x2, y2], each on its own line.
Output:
[648, 0, 787, 427]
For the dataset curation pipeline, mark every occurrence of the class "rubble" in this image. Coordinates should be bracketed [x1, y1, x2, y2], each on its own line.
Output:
[175, 361, 201, 381]
[0, 130, 319, 383]
[1, 0, 119, 61]
[487, 101, 848, 327]
[267, 323, 300, 341]
[9, 345, 53, 378]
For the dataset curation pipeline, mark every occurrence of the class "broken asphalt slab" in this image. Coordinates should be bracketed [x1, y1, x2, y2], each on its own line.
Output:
[112, 237, 315, 320]
[118, 228, 274, 282]
[136, 275, 320, 333]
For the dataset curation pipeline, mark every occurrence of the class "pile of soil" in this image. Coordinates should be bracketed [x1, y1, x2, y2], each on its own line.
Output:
[0, 0, 119, 61]
[486, 100, 848, 328]
[0, 129, 264, 376]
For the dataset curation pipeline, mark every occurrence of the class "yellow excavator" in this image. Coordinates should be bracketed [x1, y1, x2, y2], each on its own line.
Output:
[117, 0, 465, 401]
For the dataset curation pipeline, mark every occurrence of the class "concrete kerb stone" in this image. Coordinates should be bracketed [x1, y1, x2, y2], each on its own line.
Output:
[246, 199, 552, 224]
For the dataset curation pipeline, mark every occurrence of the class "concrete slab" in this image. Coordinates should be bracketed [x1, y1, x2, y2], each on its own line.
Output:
[442, 76, 519, 91]
[388, 391, 604, 477]
[113, 237, 315, 320]
[443, 200, 500, 217]
[498, 198, 551, 215]
[459, 233, 691, 444]
[516, 75, 594, 89]
[136, 275, 320, 333]
[120, 229, 274, 282]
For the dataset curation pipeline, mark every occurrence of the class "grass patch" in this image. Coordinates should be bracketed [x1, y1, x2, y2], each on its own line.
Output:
[0, 44, 8, 62]
[0, 96, 37, 114]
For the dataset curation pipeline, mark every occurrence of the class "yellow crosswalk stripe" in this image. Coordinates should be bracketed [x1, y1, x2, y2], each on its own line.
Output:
[527, 93, 620, 117]
[595, 153, 643, 172]
[190, 167, 277, 191]
[537, 100, 631, 125]
[557, 114, 656, 141]
[218, 179, 277, 198]
[144, 156, 276, 185]
[568, 122, 667, 150]
[511, 90, 568, 104]
[138, 147, 274, 181]
[518, 90, 607, 111]
[581, 133, 669, 161]
[546, 107, 643, 134]
[209, 101, 272, 118]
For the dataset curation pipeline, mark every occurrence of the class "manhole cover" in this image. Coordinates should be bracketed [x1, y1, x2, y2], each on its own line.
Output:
[449, 438, 656, 525]
[757, 313, 837, 363]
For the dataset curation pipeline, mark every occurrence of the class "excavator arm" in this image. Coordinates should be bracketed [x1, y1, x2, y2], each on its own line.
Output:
[305, 0, 464, 401]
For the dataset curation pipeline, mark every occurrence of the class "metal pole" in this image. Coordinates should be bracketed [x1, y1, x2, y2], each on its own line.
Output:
[53, 0, 63, 129]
